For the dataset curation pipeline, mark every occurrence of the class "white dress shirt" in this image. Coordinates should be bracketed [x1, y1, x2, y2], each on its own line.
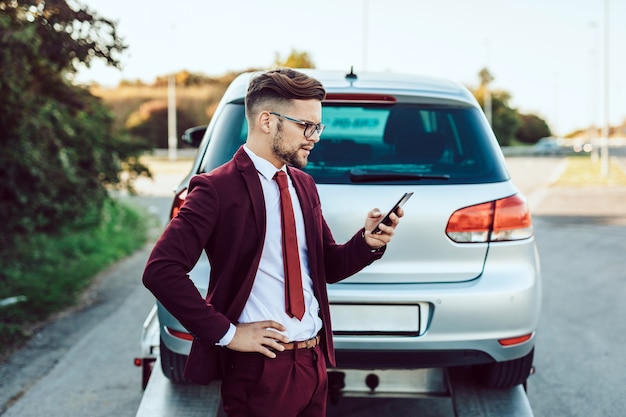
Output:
[217, 146, 322, 345]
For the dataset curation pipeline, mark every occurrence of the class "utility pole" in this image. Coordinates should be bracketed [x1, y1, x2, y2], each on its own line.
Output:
[601, 0, 610, 176]
[167, 22, 178, 161]
[479, 67, 493, 127]
[484, 84, 492, 127]
[483, 41, 492, 126]
[362, 0, 369, 71]
[168, 72, 177, 161]
[589, 22, 600, 163]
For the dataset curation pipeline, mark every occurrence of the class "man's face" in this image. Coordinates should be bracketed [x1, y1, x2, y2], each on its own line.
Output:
[271, 99, 322, 169]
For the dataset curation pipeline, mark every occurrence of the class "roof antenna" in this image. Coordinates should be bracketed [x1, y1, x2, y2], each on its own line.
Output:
[346, 66, 357, 80]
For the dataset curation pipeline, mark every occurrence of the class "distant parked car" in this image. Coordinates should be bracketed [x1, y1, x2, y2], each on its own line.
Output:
[572, 141, 593, 153]
[152, 68, 542, 390]
[533, 137, 565, 155]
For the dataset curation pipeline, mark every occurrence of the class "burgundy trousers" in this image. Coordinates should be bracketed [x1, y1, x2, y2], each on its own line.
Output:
[220, 344, 327, 417]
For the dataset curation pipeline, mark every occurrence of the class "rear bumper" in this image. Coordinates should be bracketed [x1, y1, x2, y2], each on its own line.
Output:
[329, 239, 542, 366]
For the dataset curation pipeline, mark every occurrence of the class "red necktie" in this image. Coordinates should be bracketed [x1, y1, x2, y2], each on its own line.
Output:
[274, 170, 305, 320]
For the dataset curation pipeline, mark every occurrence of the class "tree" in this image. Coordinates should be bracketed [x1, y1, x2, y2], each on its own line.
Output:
[0, 1, 151, 242]
[471, 68, 555, 146]
[471, 69, 520, 146]
[515, 113, 552, 144]
[490, 90, 522, 146]
[126, 99, 196, 148]
[478, 67, 494, 86]
[274, 49, 316, 69]
[0, 0, 126, 72]
[473, 88, 521, 146]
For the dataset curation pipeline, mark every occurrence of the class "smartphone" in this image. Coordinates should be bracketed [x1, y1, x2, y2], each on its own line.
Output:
[372, 192, 413, 234]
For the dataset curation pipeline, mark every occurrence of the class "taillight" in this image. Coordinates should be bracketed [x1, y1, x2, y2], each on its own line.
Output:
[170, 188, 188, 219]
[498, 333, 533, 346]
[165, 326, 194, 341]
[446, 195, 533, 243]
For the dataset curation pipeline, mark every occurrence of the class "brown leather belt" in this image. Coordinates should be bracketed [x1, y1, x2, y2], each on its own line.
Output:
[279, 335, 320, 350]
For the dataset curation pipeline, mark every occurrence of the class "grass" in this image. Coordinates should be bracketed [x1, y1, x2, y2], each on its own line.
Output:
[0, 199, 153, 361]
[554, 155, 626, 187]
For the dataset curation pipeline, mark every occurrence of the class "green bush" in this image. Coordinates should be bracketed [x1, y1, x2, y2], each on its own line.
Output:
[0, 1, 155, 360]
[0, 199, 151, 358]
[0, 6, 152, 246]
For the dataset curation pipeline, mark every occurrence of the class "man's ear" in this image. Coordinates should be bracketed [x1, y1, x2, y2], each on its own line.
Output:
[257, 111, 272, 134]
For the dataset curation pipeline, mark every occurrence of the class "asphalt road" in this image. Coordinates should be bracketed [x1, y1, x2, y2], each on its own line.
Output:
[2, 156, 626, 417]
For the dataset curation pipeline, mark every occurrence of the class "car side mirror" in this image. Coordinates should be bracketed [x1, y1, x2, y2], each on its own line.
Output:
[181, 125, 207, 148]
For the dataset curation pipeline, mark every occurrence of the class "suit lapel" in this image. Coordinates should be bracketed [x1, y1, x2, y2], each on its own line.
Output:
[234, 147, 266, 240]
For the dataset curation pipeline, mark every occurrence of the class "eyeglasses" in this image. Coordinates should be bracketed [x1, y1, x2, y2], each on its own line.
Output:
[269, 112, 325, 138]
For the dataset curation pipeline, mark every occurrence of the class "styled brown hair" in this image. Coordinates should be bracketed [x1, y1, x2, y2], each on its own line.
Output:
[245, 68, 326, 120]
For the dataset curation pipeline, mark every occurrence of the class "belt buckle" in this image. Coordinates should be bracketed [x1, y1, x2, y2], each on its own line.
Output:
[305, 336, 317, 349]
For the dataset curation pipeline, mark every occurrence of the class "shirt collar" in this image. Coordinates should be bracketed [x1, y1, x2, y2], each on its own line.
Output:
[243, 144, 286, 181]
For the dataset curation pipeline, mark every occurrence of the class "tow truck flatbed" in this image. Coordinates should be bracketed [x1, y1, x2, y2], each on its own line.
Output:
[135, 306, 534, 417]
[136, 360, 534, 417]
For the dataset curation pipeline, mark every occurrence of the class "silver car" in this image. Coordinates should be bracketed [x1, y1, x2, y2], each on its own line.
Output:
[155, 69, 541, 390]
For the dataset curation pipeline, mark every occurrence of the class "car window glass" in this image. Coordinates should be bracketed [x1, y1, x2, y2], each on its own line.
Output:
[306, 104, 507, 184]
[200, 104, 248, 172]
[200, 103, 508, 185]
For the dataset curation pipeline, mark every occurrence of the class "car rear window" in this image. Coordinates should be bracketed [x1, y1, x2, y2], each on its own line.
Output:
[200, 102, 508, 185]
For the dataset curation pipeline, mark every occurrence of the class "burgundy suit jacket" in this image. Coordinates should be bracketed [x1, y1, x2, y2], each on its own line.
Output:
[143, 146, 384, 384]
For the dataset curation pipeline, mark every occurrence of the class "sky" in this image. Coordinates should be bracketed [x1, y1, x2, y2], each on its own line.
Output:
[75, 0, 626, 136]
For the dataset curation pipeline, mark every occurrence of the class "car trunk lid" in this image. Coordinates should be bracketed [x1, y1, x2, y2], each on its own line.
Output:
[318, 181, 521, 284]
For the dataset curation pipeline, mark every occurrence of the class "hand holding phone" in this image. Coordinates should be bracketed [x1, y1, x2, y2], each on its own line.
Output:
[372, 192, 413, 234]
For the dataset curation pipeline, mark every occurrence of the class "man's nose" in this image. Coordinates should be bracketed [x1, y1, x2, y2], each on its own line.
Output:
[308, 132, 321, 143]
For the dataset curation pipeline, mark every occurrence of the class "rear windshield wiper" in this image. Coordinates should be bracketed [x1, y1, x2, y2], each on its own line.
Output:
[349, 169, 450, 183]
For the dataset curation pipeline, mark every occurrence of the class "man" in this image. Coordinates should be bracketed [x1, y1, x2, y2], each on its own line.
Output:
[142, 68, 402, 417]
